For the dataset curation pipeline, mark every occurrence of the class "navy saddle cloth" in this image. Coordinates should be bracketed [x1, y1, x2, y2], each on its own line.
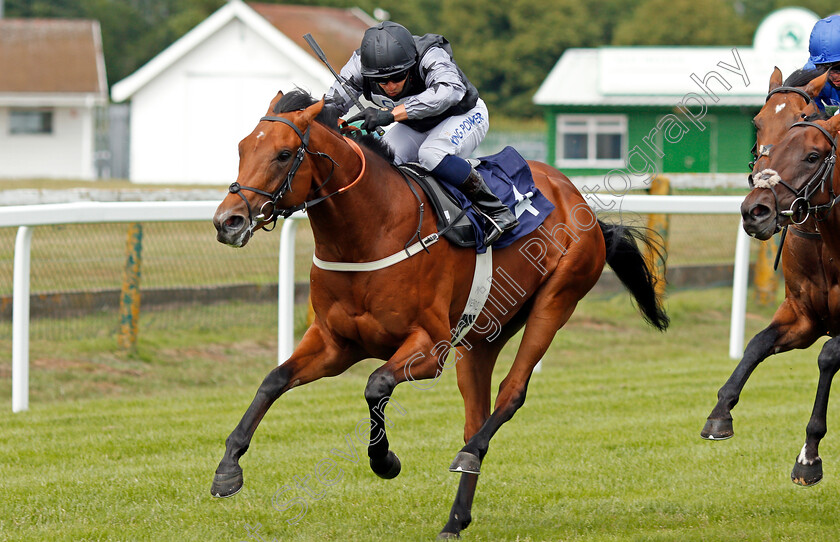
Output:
[398, 146, 556, 253]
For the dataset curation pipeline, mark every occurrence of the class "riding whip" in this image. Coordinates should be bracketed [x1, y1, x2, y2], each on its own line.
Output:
[303, 33, 385, 136]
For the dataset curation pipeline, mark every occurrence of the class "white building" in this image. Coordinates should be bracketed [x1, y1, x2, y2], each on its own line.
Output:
[111, 0, 374, 184]
[0, 19, 108, 180]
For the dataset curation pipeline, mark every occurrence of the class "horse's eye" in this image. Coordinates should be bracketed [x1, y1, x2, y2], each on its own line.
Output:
[276, 150, 293, 162]
[806, 152, 820, 163]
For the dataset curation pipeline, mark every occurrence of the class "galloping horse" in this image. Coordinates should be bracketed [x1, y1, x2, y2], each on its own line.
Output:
[700, 69, 836, 484]
[211, 90, 668, 538]
[706, 77, 840, 486]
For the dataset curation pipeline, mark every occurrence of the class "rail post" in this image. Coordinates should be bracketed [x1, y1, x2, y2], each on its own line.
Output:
[754, 236, 779, 306]
[645, 176, 671, 296]
[12, 226, 33, 412]
[118, 223, 143, 351]
[278, 218, 299, 364]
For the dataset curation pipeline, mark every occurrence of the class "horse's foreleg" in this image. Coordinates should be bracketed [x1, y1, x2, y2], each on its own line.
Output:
[450, 293, 575, 476]
[438, 473, 478, 540]
[439, 342, 501, 539]
[791, 336, 840, 486]
[702, 305, 818, 440]
[701, 326, 780, 440]
[364, 329, 449, 479]
[211, 323, 355, 497]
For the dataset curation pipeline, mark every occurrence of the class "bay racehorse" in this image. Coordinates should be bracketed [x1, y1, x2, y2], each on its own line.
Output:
[711, 95, 840, 487]
[700, 69, 836, 485]
[211, 90, 669, 538]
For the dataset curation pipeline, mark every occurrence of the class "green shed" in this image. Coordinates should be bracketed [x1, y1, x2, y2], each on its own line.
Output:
[533, 7, 821, 189]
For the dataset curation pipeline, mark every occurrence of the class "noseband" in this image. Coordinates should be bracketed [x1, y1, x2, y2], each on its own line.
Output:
[228, 115, 340, 230]
[763, 121, 838, 226]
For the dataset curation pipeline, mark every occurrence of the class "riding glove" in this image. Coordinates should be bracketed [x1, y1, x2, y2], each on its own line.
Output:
[347, 107, 395, 132]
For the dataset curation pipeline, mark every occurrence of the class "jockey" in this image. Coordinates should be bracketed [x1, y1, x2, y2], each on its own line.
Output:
[803, 15, 840, 114]
[326, 21, 518, 246]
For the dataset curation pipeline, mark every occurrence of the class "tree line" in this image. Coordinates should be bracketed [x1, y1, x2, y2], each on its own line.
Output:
[5, 0, 838, 117]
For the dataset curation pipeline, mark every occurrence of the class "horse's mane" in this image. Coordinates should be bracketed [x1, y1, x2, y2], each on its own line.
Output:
[783, 66, 828, 87]
[273, 88, 395, 163]
[803, 111, 829, 122]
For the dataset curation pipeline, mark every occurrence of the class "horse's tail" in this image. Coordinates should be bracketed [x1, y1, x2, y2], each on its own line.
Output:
[599, 220, 670, 331]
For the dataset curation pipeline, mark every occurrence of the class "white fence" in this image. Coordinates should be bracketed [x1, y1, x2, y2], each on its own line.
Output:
[1, 195, 750, 412]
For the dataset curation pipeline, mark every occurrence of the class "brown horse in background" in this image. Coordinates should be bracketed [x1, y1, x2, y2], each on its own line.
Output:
[702, 67, 840, 486]
[211, 90, 668, 538]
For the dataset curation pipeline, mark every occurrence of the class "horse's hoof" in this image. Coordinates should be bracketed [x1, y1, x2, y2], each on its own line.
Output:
[701, 417, 733, 440]
[437, 532, 460, 540]
[211, 468, 243, 498]
[371, 450, 401, 479]
[791, 457, 823, 487]
[449, 451, 481, 474]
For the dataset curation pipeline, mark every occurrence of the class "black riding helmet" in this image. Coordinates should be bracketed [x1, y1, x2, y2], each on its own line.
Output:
[359, 21, 417, 78]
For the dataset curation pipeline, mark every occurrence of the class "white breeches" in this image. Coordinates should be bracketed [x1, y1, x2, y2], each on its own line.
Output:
[382, 98, 489, 170]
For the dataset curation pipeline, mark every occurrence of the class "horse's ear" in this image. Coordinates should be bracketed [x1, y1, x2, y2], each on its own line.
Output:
[804, 72, 828, 98]
[825, 113, 840, 133]
[768, 67, 783, 92]
[301, 98, 325, 124]
[266, 91, 285, 115]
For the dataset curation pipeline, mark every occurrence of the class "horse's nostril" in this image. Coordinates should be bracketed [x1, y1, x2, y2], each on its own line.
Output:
[213, 211, 247, 236]
[742, 203, 772, 224]
[751, 205, 768, 218]
[224, 214, 245, 231]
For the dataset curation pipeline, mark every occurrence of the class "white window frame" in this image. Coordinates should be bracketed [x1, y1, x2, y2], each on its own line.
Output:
[556, 114, 627, 168]
[9, 109, 54, 136]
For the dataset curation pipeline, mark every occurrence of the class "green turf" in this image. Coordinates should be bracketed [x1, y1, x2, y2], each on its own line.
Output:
[1, 287, 836, 541]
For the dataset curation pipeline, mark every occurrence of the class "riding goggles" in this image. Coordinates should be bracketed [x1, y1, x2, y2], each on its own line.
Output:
[371, 71, 408, 84]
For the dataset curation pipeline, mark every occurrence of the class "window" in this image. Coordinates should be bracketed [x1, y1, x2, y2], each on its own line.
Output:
[556, 115, 626, 168]
[9, 109, 53, 135]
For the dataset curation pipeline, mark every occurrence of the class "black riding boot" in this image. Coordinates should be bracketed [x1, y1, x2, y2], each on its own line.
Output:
[461, 167, 519, 246]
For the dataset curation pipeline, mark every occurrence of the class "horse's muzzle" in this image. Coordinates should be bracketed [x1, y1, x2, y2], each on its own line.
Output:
[740, 198, 778, 240]
[213, 207, 251, 247]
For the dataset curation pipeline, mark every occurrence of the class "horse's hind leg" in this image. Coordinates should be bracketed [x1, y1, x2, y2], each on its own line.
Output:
[211, 322, 356, 497]
[791, 336, 840, 486]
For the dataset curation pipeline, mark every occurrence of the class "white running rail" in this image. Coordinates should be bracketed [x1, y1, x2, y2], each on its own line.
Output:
[1, 195, 749, 412]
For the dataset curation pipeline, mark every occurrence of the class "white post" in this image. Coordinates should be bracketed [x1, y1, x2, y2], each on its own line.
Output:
[729, 224, 751, 360]
[277, 219, 299, 365]
[12, 226, 33, 412]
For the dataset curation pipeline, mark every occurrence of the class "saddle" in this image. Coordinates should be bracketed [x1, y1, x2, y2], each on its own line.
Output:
[396, 147, 555, 253]
[398, 163, 477, 248]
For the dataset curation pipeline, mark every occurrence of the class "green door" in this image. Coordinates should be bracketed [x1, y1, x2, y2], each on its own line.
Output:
[657, 114, 717, 174]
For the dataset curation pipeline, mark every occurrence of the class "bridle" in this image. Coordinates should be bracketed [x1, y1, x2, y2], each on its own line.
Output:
[763, 120, 838, 226]
[227, 114, 360, 230]
[746, 85, 827, 270]
[748, 86, 813, 171]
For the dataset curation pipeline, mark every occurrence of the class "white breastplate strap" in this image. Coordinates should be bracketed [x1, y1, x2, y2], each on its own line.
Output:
[451, 248, 493, 346]
[312, 233, 440, 272]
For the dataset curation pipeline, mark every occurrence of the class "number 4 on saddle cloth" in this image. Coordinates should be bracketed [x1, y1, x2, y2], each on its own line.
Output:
[399, 146, 555, 253]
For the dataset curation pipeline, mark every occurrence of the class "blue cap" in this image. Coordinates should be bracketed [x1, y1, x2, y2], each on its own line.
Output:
[808, 15, 840, 66]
